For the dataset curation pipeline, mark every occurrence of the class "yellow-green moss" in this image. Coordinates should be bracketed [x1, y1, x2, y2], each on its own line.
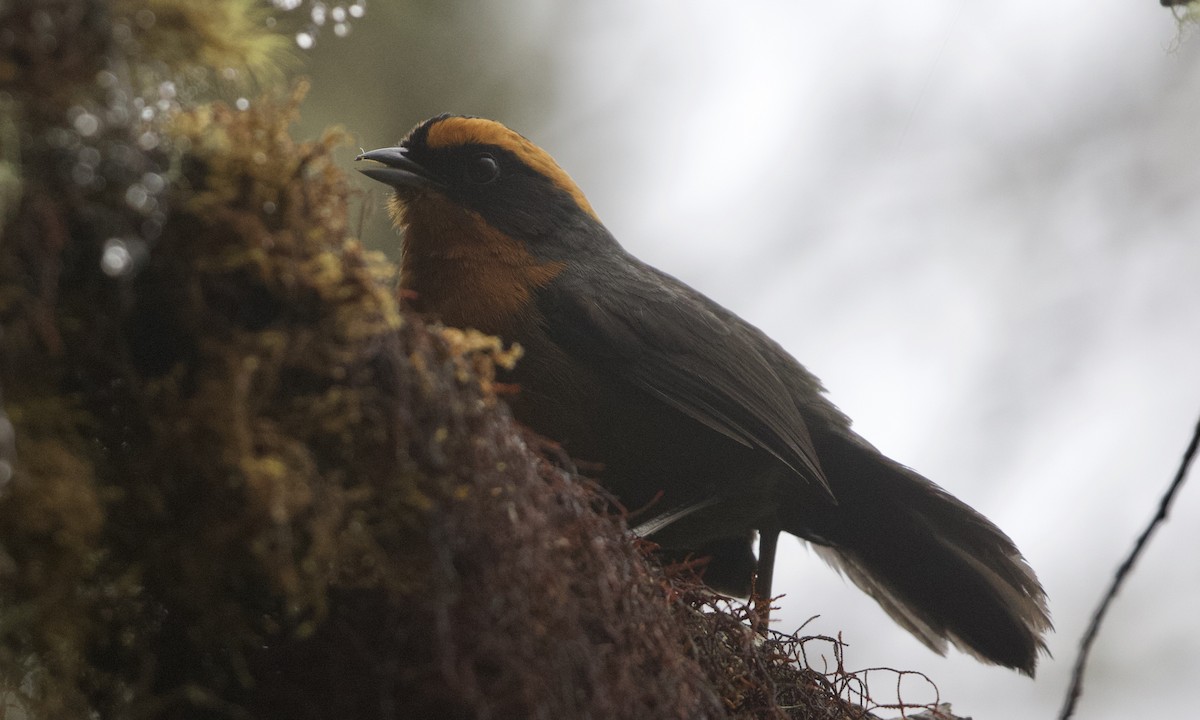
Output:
[115, 0, 292, 84]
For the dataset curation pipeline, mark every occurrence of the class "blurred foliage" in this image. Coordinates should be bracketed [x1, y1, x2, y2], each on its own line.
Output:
[1181, 1, 1200, 28]
[115, 0, 291, 82]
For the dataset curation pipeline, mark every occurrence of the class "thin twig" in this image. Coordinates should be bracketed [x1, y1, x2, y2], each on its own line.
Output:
[1059, 411, 1200, 719]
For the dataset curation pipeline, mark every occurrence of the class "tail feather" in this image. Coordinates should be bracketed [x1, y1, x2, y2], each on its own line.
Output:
[788, 434, 1052, 675]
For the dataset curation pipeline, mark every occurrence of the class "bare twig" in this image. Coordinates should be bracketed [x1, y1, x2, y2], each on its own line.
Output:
[1059, 411, 1200, 719]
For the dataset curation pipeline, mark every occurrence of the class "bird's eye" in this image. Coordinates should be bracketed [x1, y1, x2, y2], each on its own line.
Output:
[466, 153, 500, 184]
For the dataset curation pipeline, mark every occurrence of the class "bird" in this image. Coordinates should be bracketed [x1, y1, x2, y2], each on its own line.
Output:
[356, 114, 1052, 675]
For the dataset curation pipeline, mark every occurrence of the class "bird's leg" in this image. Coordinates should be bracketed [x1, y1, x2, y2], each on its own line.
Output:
[752, 525, 780, 634]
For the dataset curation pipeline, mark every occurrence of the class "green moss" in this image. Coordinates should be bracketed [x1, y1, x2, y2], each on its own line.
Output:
[116, 0, 292, 84]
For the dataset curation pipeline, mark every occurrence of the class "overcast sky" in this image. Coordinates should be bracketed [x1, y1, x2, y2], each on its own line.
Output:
[307, 3, 1200, 716]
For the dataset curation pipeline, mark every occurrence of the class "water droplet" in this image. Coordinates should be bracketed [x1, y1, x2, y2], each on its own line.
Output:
[78, 146, 102, 167]
[295, 31, 315, 49]
[107, 104, 130, 126]
[141, 106, 155, 121]
[109, 143, 138, 167]
[331, 6, 347, 22]
[46, 127, 70, 147]
[137, 131, 159, 150]
[125, 183, 149, 211]
[349, 1, 365, 18]
[71, 163, 95, 186]
[274, 0, 303, 9]
[101, 238, 133, 277]
[31, 10, 53, 31]
[96, 70, 118, 88]
[112, 21, 132, 44]
[333, 22, 349, 37]
[235, 97, 250, 111]
[311, 3, 327, 25]
[222, 67, 238, 80]
[141, 217, 163, 240]
[263, 201, 277, 214]
[73, 111, 100, 137]
[253, 151, 267, 165]
[159, 81, 176, 99]
[141, 172, 165, 194]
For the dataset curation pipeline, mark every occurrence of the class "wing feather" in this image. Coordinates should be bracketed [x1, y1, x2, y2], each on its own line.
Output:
[540, 255, 832, 497]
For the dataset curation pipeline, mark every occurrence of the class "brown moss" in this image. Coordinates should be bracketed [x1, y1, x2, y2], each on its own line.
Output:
[0, 438, 105, 718]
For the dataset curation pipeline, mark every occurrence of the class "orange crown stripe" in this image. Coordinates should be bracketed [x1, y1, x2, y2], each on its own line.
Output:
[425, 117, 600, 222]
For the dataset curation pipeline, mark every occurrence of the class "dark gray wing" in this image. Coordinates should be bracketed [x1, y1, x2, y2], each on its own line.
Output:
[540, 254, 832, 497]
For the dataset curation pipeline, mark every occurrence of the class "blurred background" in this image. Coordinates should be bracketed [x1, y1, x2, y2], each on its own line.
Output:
[293, 2, 1200, 717]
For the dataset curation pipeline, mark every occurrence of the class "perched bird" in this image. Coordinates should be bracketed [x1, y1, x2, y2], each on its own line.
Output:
[357, 115, 1051, 674]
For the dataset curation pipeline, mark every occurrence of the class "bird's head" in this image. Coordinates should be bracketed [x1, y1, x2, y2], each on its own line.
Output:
[358, 114, 605, 250]
[356, 115, 608, 330]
